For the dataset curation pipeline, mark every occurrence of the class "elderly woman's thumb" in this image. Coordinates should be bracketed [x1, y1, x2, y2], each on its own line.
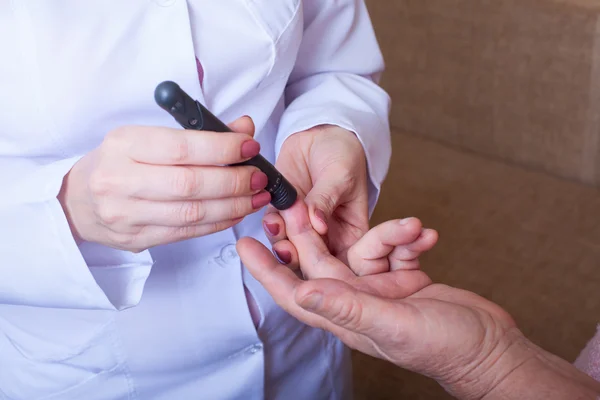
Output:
[295, 279, 389, 335]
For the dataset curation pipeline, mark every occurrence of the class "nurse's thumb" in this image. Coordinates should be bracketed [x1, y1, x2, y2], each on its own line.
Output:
[304, 179, 345, 236]
[295, 279, 387, 336]
[228, 115, 256, 137]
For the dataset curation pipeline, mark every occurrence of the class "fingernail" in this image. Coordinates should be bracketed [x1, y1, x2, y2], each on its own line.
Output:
[264, 222, 280, 236]
[251, 171, 268, 191]
[300, 292, 323, 312]
[274, 250, 292, 265]
[252, 191, 271, 209]
[315, 209, 327, 225]
[399, 218, 413, 225]
[241, 140, 261, 158]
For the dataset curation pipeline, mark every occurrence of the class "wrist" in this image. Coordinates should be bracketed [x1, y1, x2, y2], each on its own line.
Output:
[58, 161, 91, 244]
[58, 172, 82, 244]
[443, 328, 600, 400]
[440, 328, 537, 400]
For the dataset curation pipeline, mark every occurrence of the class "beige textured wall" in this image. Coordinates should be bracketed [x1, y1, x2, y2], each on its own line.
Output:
[367, 0, 600, 186]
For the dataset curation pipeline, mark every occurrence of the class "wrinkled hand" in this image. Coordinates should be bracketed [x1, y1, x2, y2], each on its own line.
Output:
[263, 125, 369, 266]
[239, 202, 522, 399]
[59, 116, 271, 252]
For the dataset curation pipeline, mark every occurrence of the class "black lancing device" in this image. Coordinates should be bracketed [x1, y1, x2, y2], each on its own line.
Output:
[154, 80, 297, 211]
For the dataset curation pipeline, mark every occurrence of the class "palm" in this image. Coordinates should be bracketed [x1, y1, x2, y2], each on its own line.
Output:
[339, 282, 517, 381]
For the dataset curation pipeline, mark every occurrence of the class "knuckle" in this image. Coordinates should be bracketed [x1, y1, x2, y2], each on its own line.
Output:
[229, 167, 254, 196]
[174, 225, 201, 240]
[210, 220, 236, 234]
[106, 230, 136, 250]
[232, 197, 252, 218]
[173, 167, 199, 198]
[223, 136, 245, 162]
[340, 170, 357, 191]
[318, 192, 337, 213]
[179, 201, 206, 225]
[104, 126, 125, 143]
[88, 170, 114, 196]
[231, 170, 247, 195]
[332, 299, 364, 331]
[170, 136, 191, 163]
[96, 204, 123, 226]
[104, 126, 133, 149]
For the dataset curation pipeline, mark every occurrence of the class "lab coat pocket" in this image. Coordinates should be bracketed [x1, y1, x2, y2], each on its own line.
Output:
[0, 309, 132, 399]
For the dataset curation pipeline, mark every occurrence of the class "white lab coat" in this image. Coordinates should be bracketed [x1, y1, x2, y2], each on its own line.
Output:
[0, 1, 391, 399]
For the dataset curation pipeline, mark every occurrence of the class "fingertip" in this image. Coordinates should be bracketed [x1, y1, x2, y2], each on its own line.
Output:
[228, 115, 256, 136]
[410, 228, 439, 252]
[424, 228, 439, 245]
[398, 217, 423, 234]
[310, 208, 329, 235]
[263, 212, 285, 239]
[272, 240, 299, 270]
[371, 218, 422, 247]
[237, 236, 272, 268]
[280, 200, 312, 235]
[236, 236, 259, 259]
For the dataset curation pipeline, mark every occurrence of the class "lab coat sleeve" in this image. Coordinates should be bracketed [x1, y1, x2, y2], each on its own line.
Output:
[0, 156, 153, 310]
[275, 0, 392, 215]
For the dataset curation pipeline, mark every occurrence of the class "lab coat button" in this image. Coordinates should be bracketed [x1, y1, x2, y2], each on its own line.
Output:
[220, 244, 239, 262]
[213, 244, 239, 266]
[248, 344, 263, 354]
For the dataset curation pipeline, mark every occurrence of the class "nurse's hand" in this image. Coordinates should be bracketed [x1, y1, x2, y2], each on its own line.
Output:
[58, 116, 271, 252]
[263, 125, 369, 265]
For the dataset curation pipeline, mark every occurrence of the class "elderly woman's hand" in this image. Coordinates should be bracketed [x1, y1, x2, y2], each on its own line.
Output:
[240, 200, 516, 398]
[238, 201, 600, 400]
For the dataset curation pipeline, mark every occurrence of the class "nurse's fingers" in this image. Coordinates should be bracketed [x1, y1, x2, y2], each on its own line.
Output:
[280, 201, 355, 281]
[227, 115, 256, 137]
[109, 218, 243, 253]
[113, 164, 268, 201]
[262, 212, 287, 244]
[271, 239, 300, 271]
[103, 124, 260, 166]
[105, 193, 271, 228]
